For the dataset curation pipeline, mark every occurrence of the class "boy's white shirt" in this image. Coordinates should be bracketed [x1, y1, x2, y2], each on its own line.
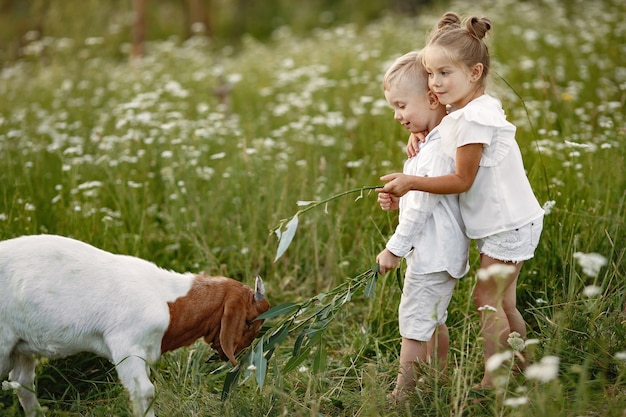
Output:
[386, 127, 470, 278]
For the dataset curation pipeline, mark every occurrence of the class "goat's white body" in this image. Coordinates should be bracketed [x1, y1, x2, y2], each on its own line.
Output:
[0, 234, 195, 416]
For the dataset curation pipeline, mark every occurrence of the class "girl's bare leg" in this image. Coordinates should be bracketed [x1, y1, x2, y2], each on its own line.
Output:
[473, 254, 524, 387]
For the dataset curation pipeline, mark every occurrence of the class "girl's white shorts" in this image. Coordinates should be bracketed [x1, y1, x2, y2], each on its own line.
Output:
[398, 270, 458, 341]
[476, 215, 544, 263]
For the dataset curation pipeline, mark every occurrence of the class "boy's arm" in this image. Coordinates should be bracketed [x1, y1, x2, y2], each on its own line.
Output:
[385, 191, 442, 259]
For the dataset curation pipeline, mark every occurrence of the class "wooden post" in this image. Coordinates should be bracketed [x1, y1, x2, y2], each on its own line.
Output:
[131, 0, 147, 59]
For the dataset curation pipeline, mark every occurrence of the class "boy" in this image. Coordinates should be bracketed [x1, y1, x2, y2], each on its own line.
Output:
[376, 51, 469, 399]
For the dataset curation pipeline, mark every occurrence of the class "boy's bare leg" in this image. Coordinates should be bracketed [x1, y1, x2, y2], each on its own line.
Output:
[393, 324, 449, 398]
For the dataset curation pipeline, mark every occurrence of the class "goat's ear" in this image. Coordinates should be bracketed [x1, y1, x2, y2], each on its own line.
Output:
[219, 295, 245, 366]
[254, 275, 265, 301]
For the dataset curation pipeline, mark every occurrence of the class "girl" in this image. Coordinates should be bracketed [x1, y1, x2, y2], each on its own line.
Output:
[376, 12, 544, 388]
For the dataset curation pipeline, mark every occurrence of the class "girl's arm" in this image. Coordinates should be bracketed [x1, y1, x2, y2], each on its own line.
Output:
[376, 143, 483, 197]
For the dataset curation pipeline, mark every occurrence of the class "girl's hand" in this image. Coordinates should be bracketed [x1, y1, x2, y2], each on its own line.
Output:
[377, 192, 399, 211]
[406, 131, 427, 158]
[376, 173, 414, 197]
[376, 248, 401, 275]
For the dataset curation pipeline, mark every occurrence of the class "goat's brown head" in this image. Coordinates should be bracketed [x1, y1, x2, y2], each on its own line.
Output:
[207, 276, 269, 365]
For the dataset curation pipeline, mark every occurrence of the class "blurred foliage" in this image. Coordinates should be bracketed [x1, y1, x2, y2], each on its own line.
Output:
[0, 0, 436, 65]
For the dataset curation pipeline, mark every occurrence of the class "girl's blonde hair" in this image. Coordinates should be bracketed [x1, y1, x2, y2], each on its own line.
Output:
[424, 12, 492, 85]
[382, 50, 429, 93]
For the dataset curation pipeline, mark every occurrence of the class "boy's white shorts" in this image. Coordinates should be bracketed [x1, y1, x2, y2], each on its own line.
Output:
[398, 270, 458, 341]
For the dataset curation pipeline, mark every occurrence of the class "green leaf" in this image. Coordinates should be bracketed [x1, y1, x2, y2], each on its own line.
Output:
[395, 267, 403, 294]
[283, 346, 311, 373]
[254, 338, 268, 390]
[264, 325, 290, 361]
[221, 364, 242, 400]
[292, 330, 306, 356]
[313, 342, 327, 373]
[256, 302, 300, 320]
[274, 214, 299, 262]
[363, 272, 377, 298]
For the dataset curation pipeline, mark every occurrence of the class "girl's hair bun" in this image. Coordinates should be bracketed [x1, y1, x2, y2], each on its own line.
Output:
[466, 16, 492, 40]
[438, 12, 462, 30]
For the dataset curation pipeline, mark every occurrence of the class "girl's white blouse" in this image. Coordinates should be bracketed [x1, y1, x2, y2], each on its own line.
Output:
[438, 94, 544, 239]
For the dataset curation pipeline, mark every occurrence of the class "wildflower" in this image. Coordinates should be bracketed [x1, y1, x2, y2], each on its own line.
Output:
[210, 152, 226, 160]
[582, 285, 602, 298]
[573, 252, 607, 277]
[525, 339, 540, 347]
[478, 305, 497, 313]
[246, 364, 257, 371]
[346, 159, 363, 168]
[507, 332, 526, 352]
[542, 200, 556, 215]
[486, 350, 513, 372]
[477, 263, 516, 281]
[298, 365, 308, 373]
[525, 356, 560, 383]
[504, 396, 529, 407]
[614, 352, 626, 361]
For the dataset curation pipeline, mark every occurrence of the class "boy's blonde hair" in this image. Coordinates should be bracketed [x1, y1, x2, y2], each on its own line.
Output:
[382, 50, 429, 93]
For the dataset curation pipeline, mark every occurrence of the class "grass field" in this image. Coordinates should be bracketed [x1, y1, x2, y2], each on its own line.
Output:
[1, 0, 625, 415]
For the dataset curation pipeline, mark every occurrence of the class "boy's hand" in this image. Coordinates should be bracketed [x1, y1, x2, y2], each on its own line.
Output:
[376, 173, 414, 197]
[376, 248, 401, 275]
[377, 192, 399, 211]
[406, 131, 427, 158]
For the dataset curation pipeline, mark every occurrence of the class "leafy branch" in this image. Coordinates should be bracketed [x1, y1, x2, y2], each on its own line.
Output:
[272, 186, 380, 262]
[221, 186, 381, 399]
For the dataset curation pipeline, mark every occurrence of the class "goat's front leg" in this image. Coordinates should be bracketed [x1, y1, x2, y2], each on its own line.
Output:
[113, 354, 155, 417]
[8, 353, 42, 417]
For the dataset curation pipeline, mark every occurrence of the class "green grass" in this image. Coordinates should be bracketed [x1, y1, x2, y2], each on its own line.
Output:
[1, 0, 625, 415]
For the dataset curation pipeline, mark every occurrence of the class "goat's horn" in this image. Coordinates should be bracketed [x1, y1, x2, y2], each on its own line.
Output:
[254, 275, 265, 301]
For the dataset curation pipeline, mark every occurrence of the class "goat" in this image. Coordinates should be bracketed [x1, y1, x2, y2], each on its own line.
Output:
[0, 234, 270, 416]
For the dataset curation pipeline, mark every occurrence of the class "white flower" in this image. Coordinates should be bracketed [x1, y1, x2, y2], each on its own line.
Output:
[477, 263, 517, 281]
[525, 339, 540, 347]
[246, 364, 257, 371]
[507, 332, 526, 352]
[298, 365, 308, 373]
[525, 356, 560, 383]
[614, 351, 626, 361]
[486, 350, 513, 372]
[542, 200, 556, 215]
[210, 152, 226, 160]
[478, 305, 497, 313]
[573, 252, 607, 277]
[504, 396, 529, 407]
[582, 285, 602, 298]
